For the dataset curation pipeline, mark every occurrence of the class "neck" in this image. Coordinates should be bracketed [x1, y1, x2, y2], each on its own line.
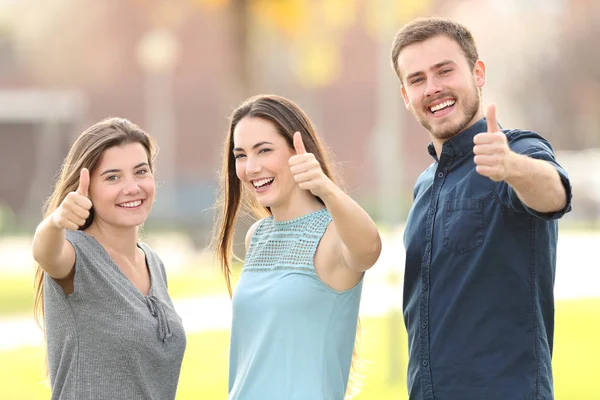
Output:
[85, 220, 140, 260]
[430, 109, 484, 157]
[270, 191, 325, 222]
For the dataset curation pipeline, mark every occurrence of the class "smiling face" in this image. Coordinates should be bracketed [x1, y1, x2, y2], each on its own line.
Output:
[397, 35, 486, 142]
[232, 116, 306, 210]
[88, 142, 155, 229]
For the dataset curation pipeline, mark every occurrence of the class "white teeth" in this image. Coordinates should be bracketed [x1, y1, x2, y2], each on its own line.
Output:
[119, 200, 142, 208]
[253, 178, 274, 188]
[430, 100, 456, 113]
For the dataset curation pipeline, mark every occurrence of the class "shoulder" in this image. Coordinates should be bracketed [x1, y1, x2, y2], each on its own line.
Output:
[138, 240, 156, 255]
[245, 218, 268, 251]
[138, 241, 163, 265]
[64, 229, 95, 262]
[413, 163, 436, 194]
[416, 163, 436, 182]
[65, 229, 86, 248]
[138, 241, 169, 281]
[504, 128, 556, 155]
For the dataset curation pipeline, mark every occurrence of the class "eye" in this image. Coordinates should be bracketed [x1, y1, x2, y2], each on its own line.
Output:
[234, 154, 246, 159]
[410, 77, 423, 85]
[136, 168, 149, 175]
[258, 148, 272, 154]
[106, 175, 118, 182]
[440, 69, 452, 75]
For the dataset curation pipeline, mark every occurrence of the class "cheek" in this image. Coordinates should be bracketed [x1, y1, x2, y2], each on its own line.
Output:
[143, 180, 156, 197]
[88, 189, 116, 213]
[404, 89, 421, 109]
[235, 162, 245, 180]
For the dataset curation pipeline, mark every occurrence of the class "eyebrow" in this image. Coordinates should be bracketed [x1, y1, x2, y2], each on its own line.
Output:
[100, 162, 149, 176]
[405, 60, 456, 82]
[232, 141, 274, 152]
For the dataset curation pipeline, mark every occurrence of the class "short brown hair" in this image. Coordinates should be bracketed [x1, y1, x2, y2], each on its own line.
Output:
[391, 17, 479, 83]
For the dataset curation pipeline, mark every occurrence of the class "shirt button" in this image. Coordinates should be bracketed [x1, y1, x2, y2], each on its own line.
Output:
[422, 360, 429, 366]
[437, 172, 444, 178]
[423, 283, 428, 290]
[421, 322, 427, 329]
[458, 151, 464, 157]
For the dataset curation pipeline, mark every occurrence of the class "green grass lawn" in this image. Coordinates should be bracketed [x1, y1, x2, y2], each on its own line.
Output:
[0, 275, 35, 315]
[1, 299, 599, 399]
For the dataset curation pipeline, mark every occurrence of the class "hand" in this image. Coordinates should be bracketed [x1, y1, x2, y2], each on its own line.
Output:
[51, 168, 93, 230]
[473, 104, 514, 182]
[288, 132, 333, 199]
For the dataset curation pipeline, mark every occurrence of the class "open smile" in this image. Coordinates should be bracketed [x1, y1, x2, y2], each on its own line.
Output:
[117, 199, 145, 209]
[428, 98, 456, 118]
[251, 178, 274, 193]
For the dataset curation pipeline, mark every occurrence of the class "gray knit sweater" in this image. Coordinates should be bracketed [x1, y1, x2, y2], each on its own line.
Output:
[44, 230, 186, 400]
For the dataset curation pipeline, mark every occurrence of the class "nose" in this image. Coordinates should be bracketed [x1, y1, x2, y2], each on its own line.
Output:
[122, 176, 141, 196]
[245, 156, 262, 176]
[424, 77, 443, 98]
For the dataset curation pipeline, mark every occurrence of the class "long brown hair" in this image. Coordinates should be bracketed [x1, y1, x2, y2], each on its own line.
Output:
[213, 94, 338, 297]
[34, 117, 157, 332]
[212, 94, 362, 398]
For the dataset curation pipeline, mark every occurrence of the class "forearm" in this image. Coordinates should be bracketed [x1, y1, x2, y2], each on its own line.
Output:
[321, 183, 382, 271]
[505, 152, 567, 213]
[32, 217, 67, 266]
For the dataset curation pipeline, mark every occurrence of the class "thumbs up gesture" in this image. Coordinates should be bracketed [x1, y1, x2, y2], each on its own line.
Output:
[473, 104, 514, 182]
[288, 132, 333, 199]
[51, 168, 94, 230]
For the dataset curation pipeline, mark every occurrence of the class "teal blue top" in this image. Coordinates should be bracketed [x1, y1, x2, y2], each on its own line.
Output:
[228, 209, 363, 400]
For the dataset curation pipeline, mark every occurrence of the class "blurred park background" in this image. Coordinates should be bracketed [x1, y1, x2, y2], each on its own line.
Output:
[0, 0, 599, 399]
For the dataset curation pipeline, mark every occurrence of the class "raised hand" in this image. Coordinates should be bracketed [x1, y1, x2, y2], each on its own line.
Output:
[288, 132, 333, 199]
[51, 168, 93, 230]
[473, 104, 513, 182]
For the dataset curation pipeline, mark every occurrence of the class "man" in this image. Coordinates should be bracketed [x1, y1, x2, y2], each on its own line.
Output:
[390, 17, 572, 400]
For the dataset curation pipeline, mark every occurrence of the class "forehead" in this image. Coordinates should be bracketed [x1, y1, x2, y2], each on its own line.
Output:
[397, 35, 468, 79]
[233, 117, 285, 148]
[97, 142, 149, 167]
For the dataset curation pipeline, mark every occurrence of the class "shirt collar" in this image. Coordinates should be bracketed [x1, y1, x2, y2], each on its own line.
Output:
[427, 117, 489, 162]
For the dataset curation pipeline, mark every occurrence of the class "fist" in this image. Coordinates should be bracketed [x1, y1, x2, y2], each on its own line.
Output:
[288, 132, 332, 198]
[52, 168, 93, 230]
[473, 104, 513, 182]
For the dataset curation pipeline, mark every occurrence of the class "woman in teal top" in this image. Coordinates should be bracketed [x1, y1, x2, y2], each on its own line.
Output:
[213, 94, 382, 400]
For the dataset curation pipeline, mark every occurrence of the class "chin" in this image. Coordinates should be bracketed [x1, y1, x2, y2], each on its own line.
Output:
[256, 198, 274, 209]
[118, 215, 149, 228]
[430, 119, 462, 139]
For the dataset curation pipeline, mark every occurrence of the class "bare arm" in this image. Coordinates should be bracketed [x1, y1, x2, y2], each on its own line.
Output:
[474, 104, 567, 214]
[32, 217, 76, 279]
[504, 152, 567, 213]
[320, 183, 382, 272]
[32, 168, 92, 279]
[289, 132, 381, 273]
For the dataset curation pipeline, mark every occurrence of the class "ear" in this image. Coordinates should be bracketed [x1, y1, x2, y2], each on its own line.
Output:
[401, 84, 411, 110]
[473, 60, 486, 89]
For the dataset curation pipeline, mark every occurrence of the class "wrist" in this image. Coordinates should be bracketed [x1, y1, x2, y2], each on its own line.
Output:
[48, 211, 65, 230]
[317, 179, 339, 203]
[503, 151, 523, 184]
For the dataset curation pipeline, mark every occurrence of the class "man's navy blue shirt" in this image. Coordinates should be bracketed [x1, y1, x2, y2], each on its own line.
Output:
[403, 117, 572, 400]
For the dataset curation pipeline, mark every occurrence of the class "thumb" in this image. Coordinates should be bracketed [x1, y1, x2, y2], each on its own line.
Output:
[486, 103, 500, 133]
[76, 168, 90, 197]
[293, 131, 307, 155]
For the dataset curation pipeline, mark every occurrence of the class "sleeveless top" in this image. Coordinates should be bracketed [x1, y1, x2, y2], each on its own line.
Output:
[44, 230, 186, 400]
[228, 209, 363, 400]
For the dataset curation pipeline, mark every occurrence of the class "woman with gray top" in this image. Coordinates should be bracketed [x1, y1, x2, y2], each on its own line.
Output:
[32, 118, 186, 400]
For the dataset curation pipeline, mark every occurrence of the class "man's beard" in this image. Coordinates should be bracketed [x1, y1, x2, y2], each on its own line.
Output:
[412, 80, 480, 141]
